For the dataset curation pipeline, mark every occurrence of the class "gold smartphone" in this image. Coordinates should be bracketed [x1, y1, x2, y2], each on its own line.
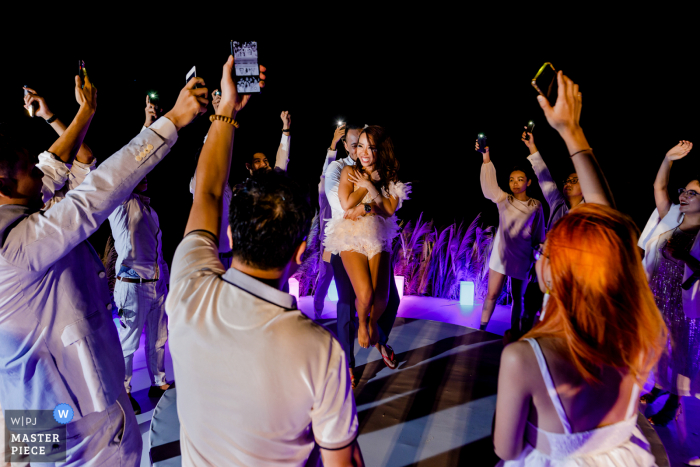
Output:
[531, 62, 557, 105]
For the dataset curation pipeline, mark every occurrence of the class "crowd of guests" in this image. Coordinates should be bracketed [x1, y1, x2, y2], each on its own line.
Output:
[0, 53, 697, 467]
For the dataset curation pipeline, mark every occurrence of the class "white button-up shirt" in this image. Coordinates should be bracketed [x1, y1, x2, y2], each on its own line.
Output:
[324, 154, 356, 220]
[0, 117, 177, 420]
[166, 232, 358, 466]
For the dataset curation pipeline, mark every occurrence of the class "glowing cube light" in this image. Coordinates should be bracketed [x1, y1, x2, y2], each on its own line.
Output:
[460, 281, 475, 305]
[288, 278, 299, 301]
[327, 280, 339, 301]
[394, 275, 405, 299]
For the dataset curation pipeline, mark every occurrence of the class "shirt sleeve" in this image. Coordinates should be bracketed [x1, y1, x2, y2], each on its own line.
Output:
[0, 118, 178, 273]
[318, 150, 337, 196]
[312, 336, 358, 450]
[527, 151, 567, 212]
[168, 231, 224, 301]
[480, 161, 508, 204]
[37, 151, 70, 208]
[275, 134, 291, 172]
[532, 203, 546, 246]
[325, 161, 343, 216]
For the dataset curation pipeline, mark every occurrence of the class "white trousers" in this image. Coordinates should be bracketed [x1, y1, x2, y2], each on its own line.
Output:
[114, 278, 168, 392]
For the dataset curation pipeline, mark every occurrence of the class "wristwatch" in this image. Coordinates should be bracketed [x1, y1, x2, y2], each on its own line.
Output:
[45, 114, 58, 124]
[363, 203, 371, 213]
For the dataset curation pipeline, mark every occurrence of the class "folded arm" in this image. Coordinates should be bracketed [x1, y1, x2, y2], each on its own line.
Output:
[338, 166, 368, 211]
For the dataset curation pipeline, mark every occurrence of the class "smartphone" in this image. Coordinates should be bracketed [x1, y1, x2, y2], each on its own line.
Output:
[24, 87, 35, 117]
[477, 133, 487, 153]
[524, 120, 535, 140]
[230, 41, 260, 94]
[78, 60, 86, 89]
[186, 66, 201, 88]
[532, 62, 557, 106]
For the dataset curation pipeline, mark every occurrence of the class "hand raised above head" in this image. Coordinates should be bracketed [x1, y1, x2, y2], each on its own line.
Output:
[521, 127, 536, 148]
[74, 71, 97, 114]
[211, 89, 221, 112]
[144, 95, 158, 127]
[666, 140, 693, 161]
[23, 86, 53, 119]
[475, 139, 489, 155]
[537, 70, 581, 135]
[164, 77, 209, 131]
[218, 56, 267, 118]
[280, 110, 291, 129]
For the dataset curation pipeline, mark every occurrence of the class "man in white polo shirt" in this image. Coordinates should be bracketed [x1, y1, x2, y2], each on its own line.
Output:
[166, 57, 363, 467]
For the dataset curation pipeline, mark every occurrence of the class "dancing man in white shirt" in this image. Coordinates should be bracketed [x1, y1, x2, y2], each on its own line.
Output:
[166, 57, 363, 467]
[324, 122, 401, 387]
[0, 70, 205, 465]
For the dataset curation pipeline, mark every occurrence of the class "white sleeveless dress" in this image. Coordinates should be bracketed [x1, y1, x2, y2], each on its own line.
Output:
[500, 339, 657, 466]
[324, 181, 410, 259]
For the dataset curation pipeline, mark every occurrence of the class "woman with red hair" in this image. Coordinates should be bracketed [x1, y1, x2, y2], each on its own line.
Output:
[494, 204, 667, 465]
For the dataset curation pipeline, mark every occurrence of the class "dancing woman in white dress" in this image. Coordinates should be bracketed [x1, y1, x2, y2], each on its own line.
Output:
[324, 126, 410, 348]
[477, 140, 545, 339]
[494, 204, 667, 466]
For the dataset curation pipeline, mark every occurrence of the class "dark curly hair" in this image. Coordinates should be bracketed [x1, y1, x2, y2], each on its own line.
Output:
[357, 125, 399, 189]
[228, 168, 313, 270]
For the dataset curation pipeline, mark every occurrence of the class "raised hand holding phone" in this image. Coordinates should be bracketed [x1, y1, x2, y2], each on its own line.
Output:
[217, 55, 266, 118]
[475, 136, 490, 163]
[23, 86, 53, 119]
[144, 95, 158, 127]
[521, 126, 537, 154]
[331, 123, 346, 150]
[164, 77, 208, 131]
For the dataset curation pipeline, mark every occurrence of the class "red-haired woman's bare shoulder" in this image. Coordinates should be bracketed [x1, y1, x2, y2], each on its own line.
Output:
[501, 341, 538, 374]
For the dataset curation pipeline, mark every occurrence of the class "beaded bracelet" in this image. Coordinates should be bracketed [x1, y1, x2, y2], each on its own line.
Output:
[209, 114, 239, 128]
[569, 148, 592, 158]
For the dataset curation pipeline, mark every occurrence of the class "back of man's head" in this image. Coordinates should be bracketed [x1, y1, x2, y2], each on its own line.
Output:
[0, 132, 26, 177]
[228, 168, 313, 270]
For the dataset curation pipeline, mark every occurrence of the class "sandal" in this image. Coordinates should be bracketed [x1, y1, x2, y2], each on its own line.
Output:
[378, 344, 398, 370]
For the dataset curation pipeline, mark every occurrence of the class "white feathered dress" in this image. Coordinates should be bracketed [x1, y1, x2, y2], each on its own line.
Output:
[324, 181, 411, 259]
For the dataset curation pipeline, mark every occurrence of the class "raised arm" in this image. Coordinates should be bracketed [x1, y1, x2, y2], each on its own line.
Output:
[653, 141, 693, 220]
[185, 57, 265, 238]
[2, 77, 205, 272]
[274, 111, 291, 171]
[477, 143, 508, 204]
[338, 166, 369, 211]
[537, 71, 613, 207]
[523, 130, 567, 211]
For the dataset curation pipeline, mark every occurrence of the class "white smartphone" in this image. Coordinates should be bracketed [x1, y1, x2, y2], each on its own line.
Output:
[186, 66, 198, 86]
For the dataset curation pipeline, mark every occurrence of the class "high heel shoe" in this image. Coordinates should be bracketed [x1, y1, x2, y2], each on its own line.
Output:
[648, 395, 681, 427]
[640, 387, 668, 404]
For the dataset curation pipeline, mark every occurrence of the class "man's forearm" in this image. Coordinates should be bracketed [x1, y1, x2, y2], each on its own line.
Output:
[45, 117, 94, 165]
[47, 108, 94, 164]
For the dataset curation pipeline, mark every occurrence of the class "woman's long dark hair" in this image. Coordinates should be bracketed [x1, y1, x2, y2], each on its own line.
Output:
[357, 125, 399, 188]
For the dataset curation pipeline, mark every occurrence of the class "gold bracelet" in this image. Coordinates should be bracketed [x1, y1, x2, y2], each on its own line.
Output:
[209, 114, 239, 128]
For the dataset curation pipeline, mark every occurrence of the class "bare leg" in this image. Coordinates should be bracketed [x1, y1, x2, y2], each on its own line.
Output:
[510, 278, 525, 339]
[480, 268, 506, 330]
[368, 252, 391, 346]
[341, 251, 373, 348]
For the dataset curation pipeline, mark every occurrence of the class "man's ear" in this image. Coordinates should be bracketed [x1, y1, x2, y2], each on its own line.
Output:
[245, 162, 252, 172]
[294, 241, 307, 265]
[227, 225, 233, 250]
[342, 139, 350, 154]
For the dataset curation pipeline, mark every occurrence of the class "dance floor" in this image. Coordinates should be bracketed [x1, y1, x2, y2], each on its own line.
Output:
[128, 296, 695, 466]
